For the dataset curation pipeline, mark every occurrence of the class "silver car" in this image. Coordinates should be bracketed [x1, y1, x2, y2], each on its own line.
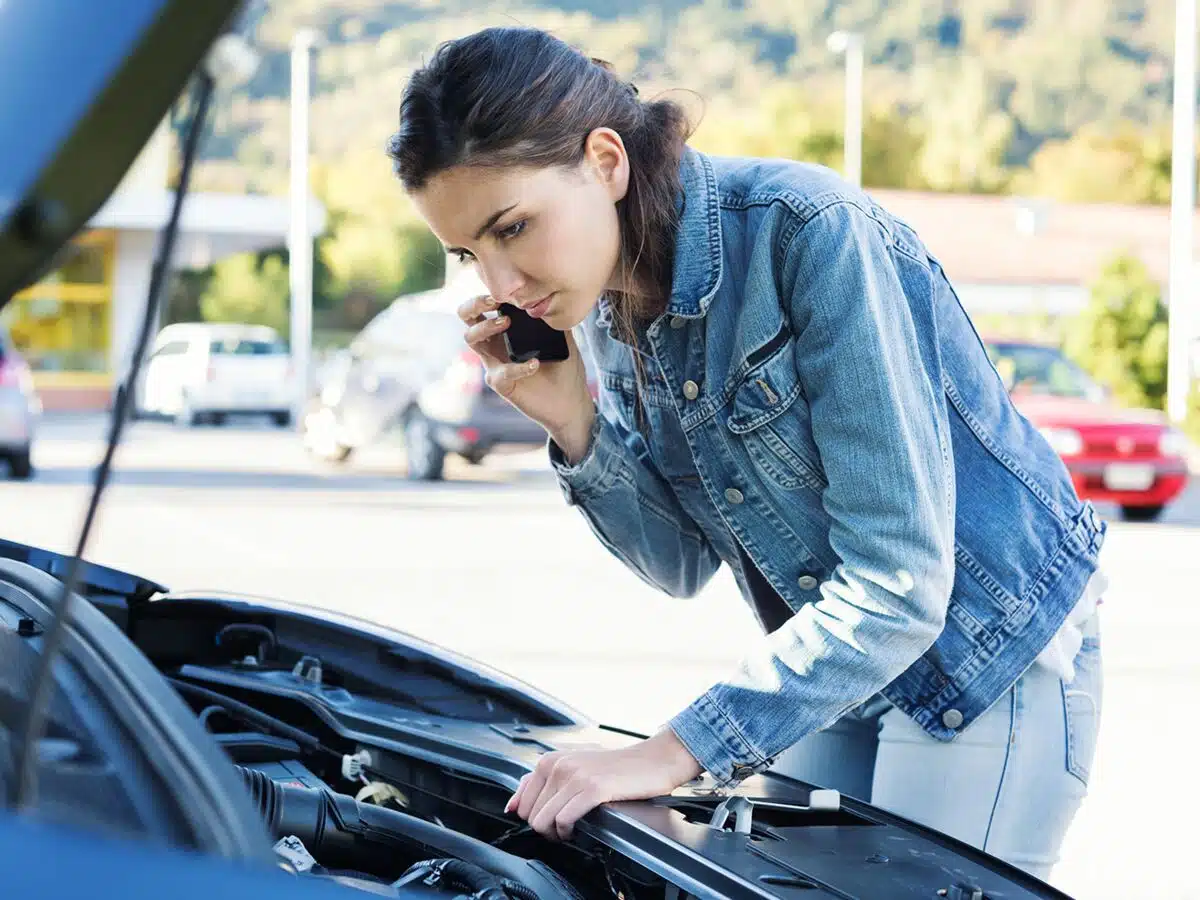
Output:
[0, 322, 37, 479]
[302, 292, 549, 480]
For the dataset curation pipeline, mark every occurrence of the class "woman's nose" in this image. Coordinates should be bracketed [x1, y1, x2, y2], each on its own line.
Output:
[479, 258, 526, 303]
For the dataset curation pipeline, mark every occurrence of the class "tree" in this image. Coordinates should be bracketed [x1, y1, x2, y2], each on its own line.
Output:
[199, 252, 291, 335]
[914, 56, 1013, 193]
[1064, 252, 1169, 410]
[311, 146, 446, 328]
[1010, 124, 1175, 205]
[689, 85, 926, 189]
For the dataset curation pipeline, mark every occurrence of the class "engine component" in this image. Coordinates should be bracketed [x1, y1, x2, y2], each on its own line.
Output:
[356, 781, 409, 808]
[235, 765, 579, 900]
[342, 748, 372, 783]
[275, 835, 464, 898]
[249, 759, 328, 792]
[274, 835, 318, 873]
[395, 858, 538, 899]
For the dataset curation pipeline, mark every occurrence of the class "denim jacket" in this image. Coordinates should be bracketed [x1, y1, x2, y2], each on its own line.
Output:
[549, 148, 1106, 787]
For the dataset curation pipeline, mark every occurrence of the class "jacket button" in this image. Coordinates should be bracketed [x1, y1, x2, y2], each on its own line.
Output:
[670, 316, 687, 329]
[942, 709, 964, 729]
[730, 764, 755, 780]
[797, 575, 818, 590]
[683, 380, 700, 400]
[724, 487, 744, 505]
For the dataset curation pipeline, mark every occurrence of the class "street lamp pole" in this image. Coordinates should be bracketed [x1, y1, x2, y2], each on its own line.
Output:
[288, 29, 320, 428]
[1168, 0, 1197, 424]
[827, 31, 864, 188]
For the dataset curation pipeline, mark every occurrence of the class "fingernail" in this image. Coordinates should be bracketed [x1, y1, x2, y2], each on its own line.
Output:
[496, 316, 508, 326]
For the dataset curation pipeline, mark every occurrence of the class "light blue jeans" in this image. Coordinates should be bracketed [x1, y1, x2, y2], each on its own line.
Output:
[769, 613, 1102, 882]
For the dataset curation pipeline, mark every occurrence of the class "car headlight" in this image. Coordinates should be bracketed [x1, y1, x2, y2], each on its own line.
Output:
[1158, 429, 1191, 458]
[1039, 426, 1085, 456]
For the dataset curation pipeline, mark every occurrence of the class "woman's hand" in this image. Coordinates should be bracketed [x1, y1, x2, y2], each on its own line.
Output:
[458, 293, 594, 455]
[504, 729, 703, 841]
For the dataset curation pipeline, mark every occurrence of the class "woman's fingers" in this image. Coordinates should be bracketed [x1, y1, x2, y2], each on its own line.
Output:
[486, 358, 540, 397]
[529, 783, 588, 840]
[456, 292, 499, 325]
[515, 767, 549, 821]
[464, 312, 509, 348]
[460, 294, 512, 365]
[504, 773, 532, 815]
[551, 789, 603, 841]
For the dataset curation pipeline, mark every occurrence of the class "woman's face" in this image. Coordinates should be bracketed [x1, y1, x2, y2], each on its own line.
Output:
[410, 129, 630, 331]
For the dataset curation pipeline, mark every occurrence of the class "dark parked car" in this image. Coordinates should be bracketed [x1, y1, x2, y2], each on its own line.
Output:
[303, 272, 594, 480]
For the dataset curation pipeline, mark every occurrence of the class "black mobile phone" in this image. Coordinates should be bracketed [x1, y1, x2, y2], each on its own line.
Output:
[498, 302, 570, 363]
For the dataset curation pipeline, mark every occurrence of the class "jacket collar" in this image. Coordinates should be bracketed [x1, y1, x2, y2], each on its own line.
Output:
[595, 147, 723, 337]
[665, 146, 723, 319]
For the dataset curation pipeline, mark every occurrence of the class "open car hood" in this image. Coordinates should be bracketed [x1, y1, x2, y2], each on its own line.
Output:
[0, 537, 1072, 899]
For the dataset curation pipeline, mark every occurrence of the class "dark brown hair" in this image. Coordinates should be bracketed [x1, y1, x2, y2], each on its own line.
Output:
[386, 26, 693, 331]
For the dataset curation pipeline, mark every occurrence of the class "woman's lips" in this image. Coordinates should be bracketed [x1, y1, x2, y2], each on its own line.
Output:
[525, 293, 554, 319]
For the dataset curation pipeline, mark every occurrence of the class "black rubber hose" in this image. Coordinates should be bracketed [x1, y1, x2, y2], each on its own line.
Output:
[233, 767, 573, 899]
[397, 859, 509, 899]
[168, 677, 324, 752]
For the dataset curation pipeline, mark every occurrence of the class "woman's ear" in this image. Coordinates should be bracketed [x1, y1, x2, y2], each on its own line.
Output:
[583, 127, 630, 203]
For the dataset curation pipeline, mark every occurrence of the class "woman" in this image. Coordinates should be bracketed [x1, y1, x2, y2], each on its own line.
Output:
[388, 26, 1104, 880]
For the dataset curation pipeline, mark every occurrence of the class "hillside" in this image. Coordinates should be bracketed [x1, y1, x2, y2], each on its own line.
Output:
[194, 0, 1177, 195]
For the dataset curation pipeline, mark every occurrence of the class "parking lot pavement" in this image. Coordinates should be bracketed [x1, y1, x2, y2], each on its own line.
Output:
[5, 414, 1200, 898]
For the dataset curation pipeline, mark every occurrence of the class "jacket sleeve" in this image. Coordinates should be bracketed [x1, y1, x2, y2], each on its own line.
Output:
[667, 201, 957, 786]
[549, 394, 723, 600]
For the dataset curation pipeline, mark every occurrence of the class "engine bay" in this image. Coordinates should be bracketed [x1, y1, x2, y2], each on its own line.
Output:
[174, 668, 647, 900]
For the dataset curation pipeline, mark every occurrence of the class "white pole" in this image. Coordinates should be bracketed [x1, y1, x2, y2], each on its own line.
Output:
[289, 29, 319, 428]
[1167, 0, 1196, 424]
[846, 38, 864, 188]
[828, 32, 864, 188]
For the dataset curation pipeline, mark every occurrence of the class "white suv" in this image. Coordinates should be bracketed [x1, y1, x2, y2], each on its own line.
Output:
[137, 323, 293, 426]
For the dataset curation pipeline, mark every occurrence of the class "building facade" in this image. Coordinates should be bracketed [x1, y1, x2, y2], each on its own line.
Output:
[2, 121, 325, 411]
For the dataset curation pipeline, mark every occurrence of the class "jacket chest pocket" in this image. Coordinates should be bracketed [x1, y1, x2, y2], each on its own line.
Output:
[724, 342, 827, 494]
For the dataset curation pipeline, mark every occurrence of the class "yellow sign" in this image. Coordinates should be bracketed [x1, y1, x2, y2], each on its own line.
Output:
[6, 230, 115, 383]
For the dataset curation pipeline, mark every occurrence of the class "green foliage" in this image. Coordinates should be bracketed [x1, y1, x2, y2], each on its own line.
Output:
[971, 310, 1072, 346]
[309, 145, 445, 331]
[689, 86, 926, 188]
[1011, 124, 1175, 204]
[913, 56, 1014, 193]
[1063, 253, 1170, 410]
[173, 1, 1192, 355]
[190, 0, 1180, 201]
[1185, 381, 1200, 446]
[199, 252, 291, 335]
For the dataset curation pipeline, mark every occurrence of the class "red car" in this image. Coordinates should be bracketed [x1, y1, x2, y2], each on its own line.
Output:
[986, 339, 1191, 522]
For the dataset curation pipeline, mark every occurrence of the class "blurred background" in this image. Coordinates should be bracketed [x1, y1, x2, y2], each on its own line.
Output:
[2, 2, 1199, 898]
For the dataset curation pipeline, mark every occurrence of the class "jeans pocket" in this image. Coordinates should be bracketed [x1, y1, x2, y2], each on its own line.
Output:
[1062, 638, 1102, 786]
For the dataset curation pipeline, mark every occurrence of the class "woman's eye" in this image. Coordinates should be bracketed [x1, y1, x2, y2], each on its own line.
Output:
[496, 220, 526, 241]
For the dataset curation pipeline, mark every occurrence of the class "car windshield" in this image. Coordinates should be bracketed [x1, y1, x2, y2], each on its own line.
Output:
[986, 342, 1106, 403]
[210, 337, 287, 356]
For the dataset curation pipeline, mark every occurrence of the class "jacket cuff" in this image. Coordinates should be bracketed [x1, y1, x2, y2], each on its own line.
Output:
[547, 409, 626, 504]
[667, 690, 776, 788]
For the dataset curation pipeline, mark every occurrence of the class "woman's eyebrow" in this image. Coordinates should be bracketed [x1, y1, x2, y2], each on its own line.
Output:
[473, 204, 519, 239]
[444, 204, 520, 255]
